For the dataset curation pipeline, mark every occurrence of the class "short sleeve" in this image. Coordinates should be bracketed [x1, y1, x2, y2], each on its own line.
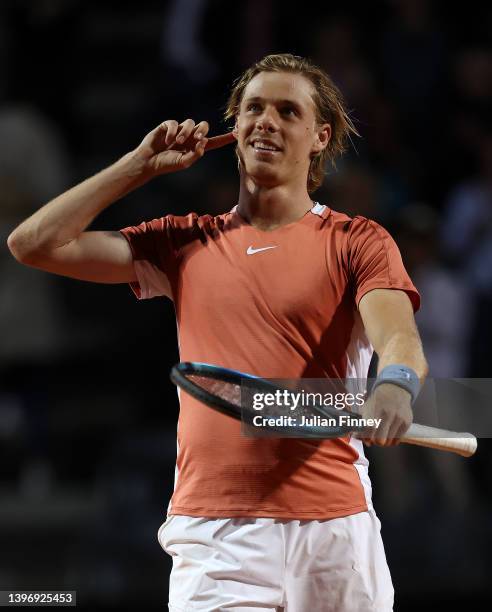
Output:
[346, 217, 420, 311]
[119, 216, 175, 300]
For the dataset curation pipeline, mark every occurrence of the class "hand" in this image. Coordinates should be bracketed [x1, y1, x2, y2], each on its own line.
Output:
[358, 383, 413, 447]
[133, 118, 211, 177]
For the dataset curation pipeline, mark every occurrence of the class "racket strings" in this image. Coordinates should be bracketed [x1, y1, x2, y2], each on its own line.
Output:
[180, 368, 357, 437]
[187, 375, 332, 420]
[188, 375, 242, 405]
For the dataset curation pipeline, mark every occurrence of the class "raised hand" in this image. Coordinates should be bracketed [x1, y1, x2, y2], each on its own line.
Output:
[133, 119, 235, 178]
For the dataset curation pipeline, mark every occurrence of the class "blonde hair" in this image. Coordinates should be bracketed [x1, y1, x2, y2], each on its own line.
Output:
[225, 53, 359, 193]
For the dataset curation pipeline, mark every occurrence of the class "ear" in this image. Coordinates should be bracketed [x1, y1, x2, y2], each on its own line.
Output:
[311, 123, 332, 155]
[233, 117, 239, 138]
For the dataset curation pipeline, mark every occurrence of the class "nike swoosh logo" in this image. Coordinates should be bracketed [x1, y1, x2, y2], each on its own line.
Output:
[246, 245, 278, 255]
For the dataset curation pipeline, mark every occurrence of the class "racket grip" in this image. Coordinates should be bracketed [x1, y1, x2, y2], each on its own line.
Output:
[402, 423, 477, 457]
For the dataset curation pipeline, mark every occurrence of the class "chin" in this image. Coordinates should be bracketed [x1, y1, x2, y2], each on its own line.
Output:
[246, 169, 281, 189]
[243, 158, 280, 181]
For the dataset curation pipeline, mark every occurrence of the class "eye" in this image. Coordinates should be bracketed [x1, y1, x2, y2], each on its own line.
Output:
[247, 103, 261, 112]
[281, 107, 297, 117]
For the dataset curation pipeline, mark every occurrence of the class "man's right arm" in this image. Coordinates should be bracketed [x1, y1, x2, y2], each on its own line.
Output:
[7, 119, 210, 283]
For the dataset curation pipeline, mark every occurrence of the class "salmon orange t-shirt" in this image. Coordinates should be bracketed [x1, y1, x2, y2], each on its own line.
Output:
[120, 203, 419, 520]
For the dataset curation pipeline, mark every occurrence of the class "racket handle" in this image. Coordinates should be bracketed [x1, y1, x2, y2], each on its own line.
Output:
[204, 132, 236, 151]
[402, 423, 477, 457]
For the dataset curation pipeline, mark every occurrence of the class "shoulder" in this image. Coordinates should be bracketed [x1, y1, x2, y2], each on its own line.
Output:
[165, 210, 236, 231]
[322, 207, 391, 243]
[328, 209, 383, 231]
[322, 209, 403, 273]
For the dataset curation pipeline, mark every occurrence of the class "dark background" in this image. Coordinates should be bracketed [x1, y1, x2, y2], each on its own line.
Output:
[1, 0, 491, 609]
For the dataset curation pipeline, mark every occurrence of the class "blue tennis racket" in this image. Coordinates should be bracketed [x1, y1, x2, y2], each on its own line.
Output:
[170, 362, 477, 456]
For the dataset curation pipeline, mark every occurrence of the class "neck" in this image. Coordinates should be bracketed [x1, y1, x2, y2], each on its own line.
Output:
[237, 174, 313, 231]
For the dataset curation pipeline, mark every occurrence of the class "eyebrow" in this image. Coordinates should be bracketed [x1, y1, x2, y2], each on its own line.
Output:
[243, 96, 304, 112]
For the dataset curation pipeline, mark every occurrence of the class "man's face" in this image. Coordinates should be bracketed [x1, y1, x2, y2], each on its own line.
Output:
[234, 71, 330, 189]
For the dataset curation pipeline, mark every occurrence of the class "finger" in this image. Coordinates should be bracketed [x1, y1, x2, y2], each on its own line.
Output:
[176, 118, 196, 144]
[164, 120, 179, 146]
[195, 136, 208, 155]
[389, 420, 410, 447]
[193, 121, 210, 140]
[372, 420, 392, 446]
[387, 439, 400, 447]
[138, 123, 165, 151]
[180, 137, 208, 167]
[205, 131, 236, 152]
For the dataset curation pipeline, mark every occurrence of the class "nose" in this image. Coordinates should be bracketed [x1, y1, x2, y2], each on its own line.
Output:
[255, 107, 279, 133]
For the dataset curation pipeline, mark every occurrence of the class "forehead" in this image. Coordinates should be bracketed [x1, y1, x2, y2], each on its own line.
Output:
[241, 71, 316, 111]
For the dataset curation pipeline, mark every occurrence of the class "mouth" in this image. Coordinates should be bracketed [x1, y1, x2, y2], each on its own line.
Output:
[250, 139, 282, 155]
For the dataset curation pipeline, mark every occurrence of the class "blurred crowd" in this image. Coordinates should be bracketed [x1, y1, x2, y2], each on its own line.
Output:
[0, 0, 491, 608]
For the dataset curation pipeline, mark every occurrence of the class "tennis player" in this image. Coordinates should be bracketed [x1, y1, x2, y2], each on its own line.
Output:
[8, 54, 427, 611]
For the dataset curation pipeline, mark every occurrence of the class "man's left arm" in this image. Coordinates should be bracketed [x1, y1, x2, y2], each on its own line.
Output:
[358, 288, 429, 447]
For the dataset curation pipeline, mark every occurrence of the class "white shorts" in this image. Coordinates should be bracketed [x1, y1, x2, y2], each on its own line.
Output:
[157, 509, 394, 611]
